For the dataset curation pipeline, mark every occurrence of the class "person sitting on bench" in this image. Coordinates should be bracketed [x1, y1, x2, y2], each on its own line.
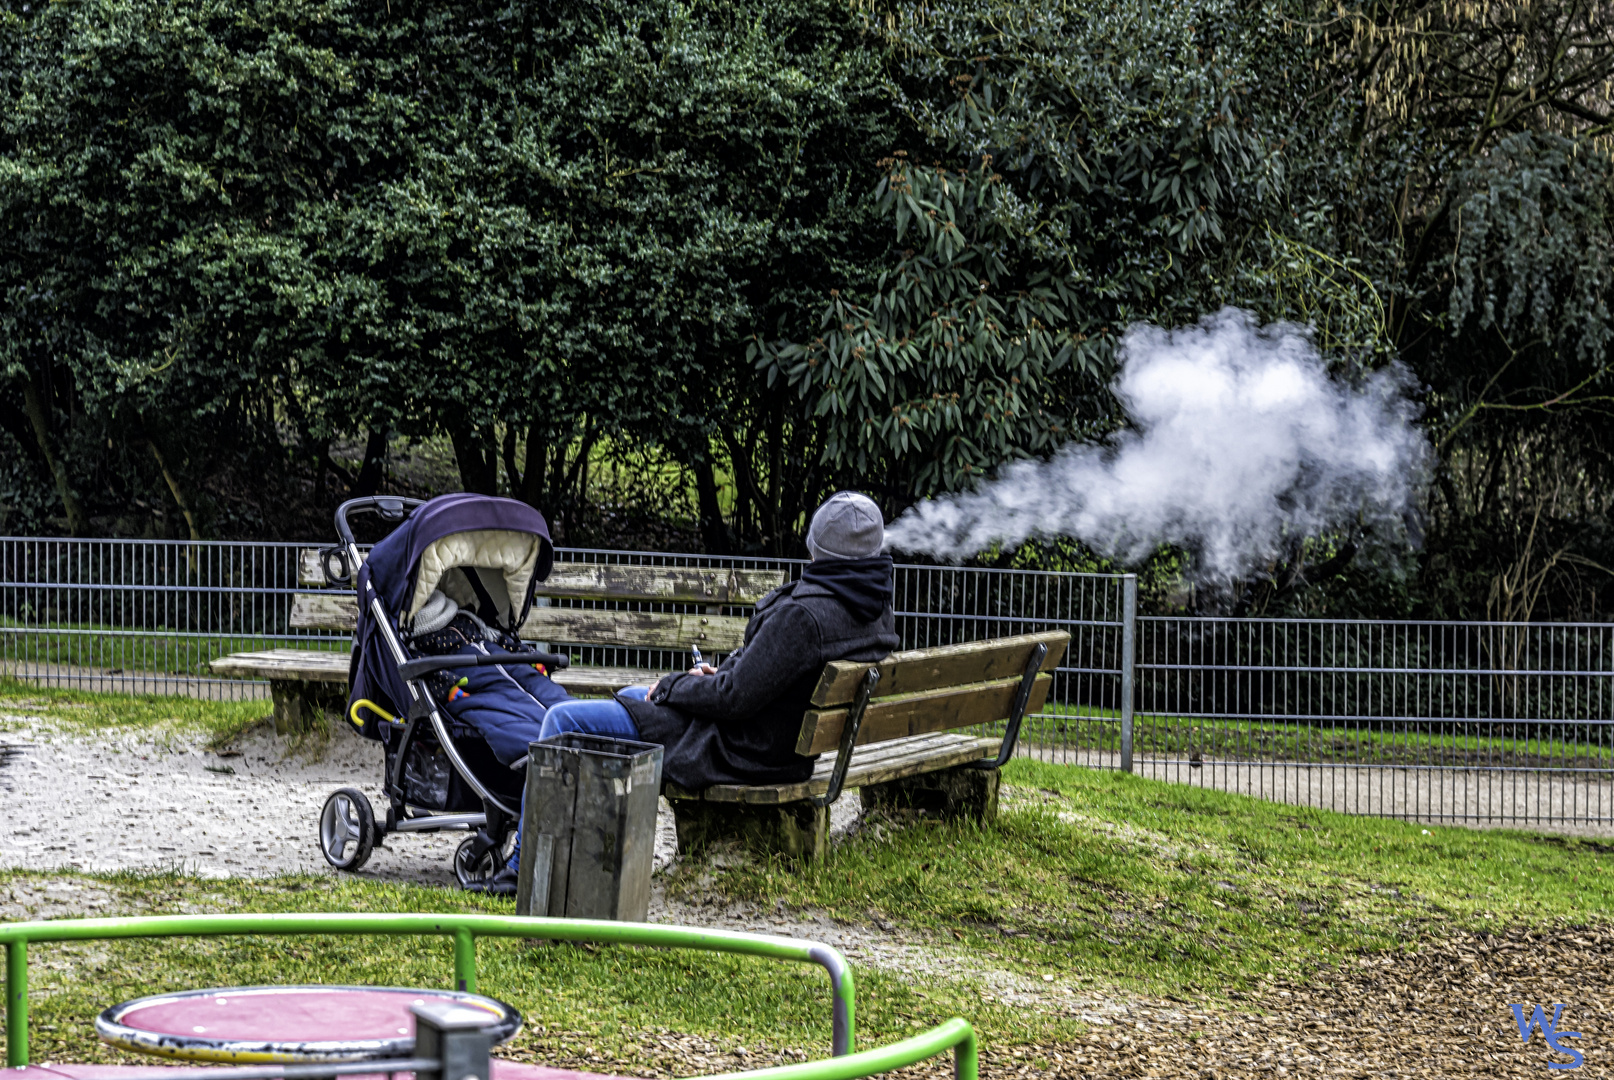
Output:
[481, 491, 899, 894]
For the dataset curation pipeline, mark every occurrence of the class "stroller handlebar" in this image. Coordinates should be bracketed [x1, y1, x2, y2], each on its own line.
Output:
[334, 496, 427, 547]
[398, 650, 571, 683]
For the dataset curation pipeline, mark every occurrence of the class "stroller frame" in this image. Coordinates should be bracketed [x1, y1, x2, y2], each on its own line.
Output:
[318, 496, 569, 886]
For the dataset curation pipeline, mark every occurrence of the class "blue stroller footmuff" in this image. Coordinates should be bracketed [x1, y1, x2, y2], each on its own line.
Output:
[410, 605, 570, 765]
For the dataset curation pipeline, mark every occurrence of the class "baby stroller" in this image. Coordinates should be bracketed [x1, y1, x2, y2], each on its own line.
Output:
[315, 493, 570, 889]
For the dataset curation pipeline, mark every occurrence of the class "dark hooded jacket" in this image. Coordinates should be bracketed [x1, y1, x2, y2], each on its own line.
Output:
[620, 558, 898, 791]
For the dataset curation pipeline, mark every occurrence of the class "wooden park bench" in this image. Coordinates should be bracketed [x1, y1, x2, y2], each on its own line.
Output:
[665, 629, 1067, 862]
[211, 551, 1068, 863]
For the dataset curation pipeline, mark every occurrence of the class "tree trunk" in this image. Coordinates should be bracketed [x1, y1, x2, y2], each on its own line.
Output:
[20, 375, 87, 535]
[692, 454, 729, 554]
[350, 427, 390, 498]
[449, 425, 497, 494]
[0, 394, 44, 470]
[483, 424, 502, 494]
[147, 437, 202, 542]
[519, 421, 546, 508]
[313, 437, 329, 505]
[562, 422, 602, 499]
[721, 427, 763, 548]
[766, 393, 784, 553]
[500, 424, 521, 497]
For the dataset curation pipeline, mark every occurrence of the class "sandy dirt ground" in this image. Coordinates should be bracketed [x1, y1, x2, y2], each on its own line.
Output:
[1, 715, 469, 883]
[0, 714, 862, 890]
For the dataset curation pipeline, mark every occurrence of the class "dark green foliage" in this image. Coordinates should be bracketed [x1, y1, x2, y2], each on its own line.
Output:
[2, 0, 1612, 621]
[1319, 1, 1614, 621]
[0, 0, 903, 540]
[757, 0, 1312, 500]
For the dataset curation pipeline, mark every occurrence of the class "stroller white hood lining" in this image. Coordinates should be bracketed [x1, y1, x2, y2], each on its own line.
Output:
[406, 528, 544, 631]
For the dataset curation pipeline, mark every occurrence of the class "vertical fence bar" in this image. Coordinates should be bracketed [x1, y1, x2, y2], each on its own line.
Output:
[1119, 575, 1136, 775]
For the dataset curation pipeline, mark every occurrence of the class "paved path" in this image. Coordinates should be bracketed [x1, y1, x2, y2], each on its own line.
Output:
[2, 662, 267, 701]
[1025, 746, 1614, 836]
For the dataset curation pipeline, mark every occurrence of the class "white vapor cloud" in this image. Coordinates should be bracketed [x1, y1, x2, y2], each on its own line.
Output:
[884, 308, 1430, 580]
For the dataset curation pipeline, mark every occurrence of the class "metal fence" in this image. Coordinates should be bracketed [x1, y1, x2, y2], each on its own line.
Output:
[0, 538, 323, 700]
[0, 539, 1129, 726]
[1129, 617, 1614, 827]
[2, 537, 1610, 830]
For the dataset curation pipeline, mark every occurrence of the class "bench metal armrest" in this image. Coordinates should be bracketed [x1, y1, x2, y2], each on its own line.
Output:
[970, 641, 1048, 771]
[811, 666, 881, 808]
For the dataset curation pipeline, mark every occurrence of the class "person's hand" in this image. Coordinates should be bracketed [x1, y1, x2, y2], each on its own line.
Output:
[648, 664, 715, 699]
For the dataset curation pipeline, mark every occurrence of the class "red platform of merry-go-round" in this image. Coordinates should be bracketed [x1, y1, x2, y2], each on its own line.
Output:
[95, 986, 522, 1063]
[9, 1064, 629, 1080]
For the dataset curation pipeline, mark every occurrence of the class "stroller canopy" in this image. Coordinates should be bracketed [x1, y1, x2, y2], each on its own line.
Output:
[349, 493, 554, 728]
[363, 493, 554, 631]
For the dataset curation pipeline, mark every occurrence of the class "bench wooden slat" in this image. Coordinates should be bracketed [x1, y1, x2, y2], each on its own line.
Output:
[290, 591, 361, 629]
[809, 631, 1069, 706]
[210, 649, 351, 683]
[288, 592, 750, 651]
[552, 666, 663, 697]
[521, 607, 749, 652]
[298, 548, 785, 604]
[538, 565, 784, 605]
[664, 731, 973, 799]
[795, 672, 1053, 756]
[207, 649, 662, 697]
[692, 733, 997, 805]
[806, 731, 982, 777]
[298, 548, 356, 587]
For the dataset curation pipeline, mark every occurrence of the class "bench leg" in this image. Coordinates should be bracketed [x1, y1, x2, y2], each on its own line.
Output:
[270, 680, 342, 736]
[861, 765, 1000, 822]
[670, 799, 830, 865]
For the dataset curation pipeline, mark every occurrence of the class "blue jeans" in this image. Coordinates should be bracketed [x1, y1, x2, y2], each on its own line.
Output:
[504, 687, 648, 872]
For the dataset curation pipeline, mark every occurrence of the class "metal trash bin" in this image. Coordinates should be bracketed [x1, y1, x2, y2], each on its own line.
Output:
[514, 732, 664, 921]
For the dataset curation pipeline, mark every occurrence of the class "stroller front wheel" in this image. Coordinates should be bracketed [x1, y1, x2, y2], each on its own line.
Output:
[320, 787, 377, 871]
[454, 835, 503, 890]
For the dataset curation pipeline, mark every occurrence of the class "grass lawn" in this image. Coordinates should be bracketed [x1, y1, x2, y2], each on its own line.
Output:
[1019, 703, 1614, 766]
[0, 677, 269, 745]
[707, 759, 1614, 993]
[0, 621, 346, 677]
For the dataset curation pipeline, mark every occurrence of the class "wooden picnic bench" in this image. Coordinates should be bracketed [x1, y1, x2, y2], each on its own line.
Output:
[211, 550, 1067, 864]
[209, 548, 784, 731]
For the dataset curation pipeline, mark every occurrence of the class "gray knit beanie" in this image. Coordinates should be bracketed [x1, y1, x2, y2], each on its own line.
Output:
[806, 492, 886, 561]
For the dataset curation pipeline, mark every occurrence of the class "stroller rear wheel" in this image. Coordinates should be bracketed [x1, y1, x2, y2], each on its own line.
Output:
[320, 787, 377, 871]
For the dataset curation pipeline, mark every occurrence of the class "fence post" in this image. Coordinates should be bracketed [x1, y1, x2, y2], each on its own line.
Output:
[1119, 575, 1136, 775]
